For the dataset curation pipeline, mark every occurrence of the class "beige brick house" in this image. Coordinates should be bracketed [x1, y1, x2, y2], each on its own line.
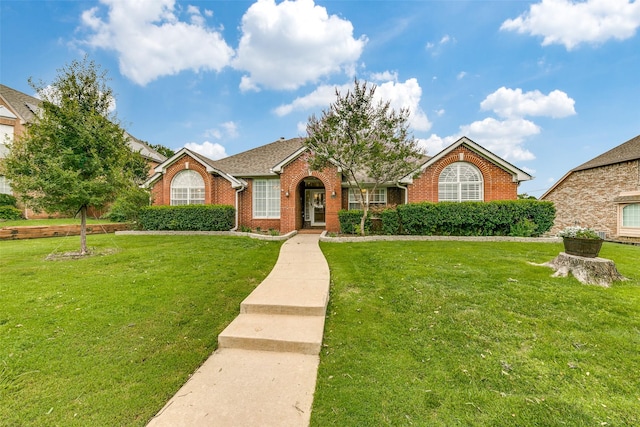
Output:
[541, 134, 640, 242]
[145, 136, 532, 233]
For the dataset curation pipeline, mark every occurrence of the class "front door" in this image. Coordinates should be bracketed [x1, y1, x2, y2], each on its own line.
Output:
[310, 190, 326, 226]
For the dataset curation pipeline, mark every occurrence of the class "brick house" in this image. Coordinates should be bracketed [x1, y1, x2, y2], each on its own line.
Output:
[0, 83, 166, 217]
[541, 134, 640, 242]
[145, 136, 532, 233]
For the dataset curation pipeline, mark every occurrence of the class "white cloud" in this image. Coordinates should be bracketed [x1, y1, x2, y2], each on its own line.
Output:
[426, 34, 455, 55]
[370, 70, 398, 82]
[376, 79, 431, 131]
[501, 0, 640, 50]
[204, 121, 239, 140]
[454, 118, 541, 161]
[416, 134, 453, 156]
[185, 141, 228, 159]
[234, 0, 367, 91]
[274, 83, 350, 116]
[480, 87, 576, 119]
[80, 0, 233, 85]
[275, 78, 431, 131]
[456, 71, 467, 80]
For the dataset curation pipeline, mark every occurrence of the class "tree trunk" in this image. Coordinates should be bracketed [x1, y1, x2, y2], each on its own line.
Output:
[540, 252, 626, 287]
[360, 205, 368, 236]
[80, 205, 88, 255]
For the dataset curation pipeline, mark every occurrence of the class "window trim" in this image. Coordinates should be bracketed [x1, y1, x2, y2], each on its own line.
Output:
[253, 178, 281, 219]
[170, 169, 206, 205]
[348, 187, 387, 210]
[438, 162, 483, 202]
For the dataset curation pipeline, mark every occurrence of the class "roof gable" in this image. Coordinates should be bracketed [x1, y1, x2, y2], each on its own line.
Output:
[541, 133, 640, 199]
[145, 147, 245, 188]
[401, 136, 533, 183]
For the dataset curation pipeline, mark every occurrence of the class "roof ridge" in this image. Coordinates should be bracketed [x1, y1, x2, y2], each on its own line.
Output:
[573, 134, 640, 172]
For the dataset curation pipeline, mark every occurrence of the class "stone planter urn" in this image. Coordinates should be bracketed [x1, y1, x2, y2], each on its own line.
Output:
[562, 237, 603, 258]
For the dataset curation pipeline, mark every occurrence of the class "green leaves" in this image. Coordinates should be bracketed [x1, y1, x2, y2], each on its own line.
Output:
[2, 57, 144, 216]
[304, 79, 422, 235]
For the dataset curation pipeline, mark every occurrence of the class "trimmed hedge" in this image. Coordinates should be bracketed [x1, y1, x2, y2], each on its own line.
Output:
[0, 205, 22, 220]
[383, 200, 555, 237]
[338, 210, 373, 234]
[0, 194, 18, 208]
[138, 205, 235, 231]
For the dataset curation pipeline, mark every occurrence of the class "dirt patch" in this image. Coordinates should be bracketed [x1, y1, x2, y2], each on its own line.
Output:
[45, 248, 120, 261]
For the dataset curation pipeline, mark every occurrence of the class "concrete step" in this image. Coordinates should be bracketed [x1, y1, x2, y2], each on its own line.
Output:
[218, 313, 325, 355]
[240, 277, 330, 316]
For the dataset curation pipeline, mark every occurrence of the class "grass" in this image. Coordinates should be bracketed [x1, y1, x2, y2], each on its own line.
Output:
[0, 218, 114, 228]
[0, 234, 282, 426]
[312, 241, 640, 426]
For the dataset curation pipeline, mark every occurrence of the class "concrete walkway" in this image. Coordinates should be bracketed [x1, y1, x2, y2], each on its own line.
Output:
[147, 233, 330, 427]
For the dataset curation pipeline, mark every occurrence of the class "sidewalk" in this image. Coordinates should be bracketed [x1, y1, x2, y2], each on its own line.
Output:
[147, 233, 330, 427]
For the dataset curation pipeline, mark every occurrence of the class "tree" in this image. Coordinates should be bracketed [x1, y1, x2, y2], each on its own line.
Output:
[0, 57, 145, 254]
[147, 142, 175, 159]
[304, 79, 422, 235]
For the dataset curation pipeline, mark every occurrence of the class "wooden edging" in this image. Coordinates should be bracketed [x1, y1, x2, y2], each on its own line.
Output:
[0, 223, 131, 240]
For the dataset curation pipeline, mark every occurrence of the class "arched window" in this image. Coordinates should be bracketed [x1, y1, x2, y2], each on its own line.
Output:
[171, 170, 205, 205]
[438, 162, 483, 202]
[622, 204, 640, 227]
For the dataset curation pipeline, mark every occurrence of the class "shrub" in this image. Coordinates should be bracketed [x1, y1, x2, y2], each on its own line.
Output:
[388, 200, 555, 237]
[138, 205, 235, 231]
[0, 205, 23, 220]
[338, 210, 372, 234]
[0, 193, 18, 208]
[104, 187, 150, 223]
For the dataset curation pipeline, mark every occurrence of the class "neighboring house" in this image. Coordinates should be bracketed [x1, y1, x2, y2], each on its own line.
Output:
[541, 134, 640, 242]
[0, 83, 166, 216]
[145, 136, 532, 233]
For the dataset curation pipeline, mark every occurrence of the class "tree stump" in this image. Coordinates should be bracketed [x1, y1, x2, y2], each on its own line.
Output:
[539, 252, 626, 287]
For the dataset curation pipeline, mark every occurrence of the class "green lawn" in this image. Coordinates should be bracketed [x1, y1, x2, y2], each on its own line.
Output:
[312, 241, 640, 426]
[0, 218, 113, 228]
[0, 234, 282, 426]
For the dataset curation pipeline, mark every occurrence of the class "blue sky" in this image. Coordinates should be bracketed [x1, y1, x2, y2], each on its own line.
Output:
[1, 0, 639, 197]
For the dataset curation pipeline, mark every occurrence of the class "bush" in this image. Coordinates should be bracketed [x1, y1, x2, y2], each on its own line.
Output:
[385, 200, 555, 237]
[138, 205, 235, 231]
[0, 205, 23, 220]
[338, 210, 372, 234]
[0, 193, 18, 208]
[104, 187, 151, 223]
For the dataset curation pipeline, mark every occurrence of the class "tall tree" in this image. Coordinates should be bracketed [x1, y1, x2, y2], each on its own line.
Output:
[1, 57, 145, 254]
[305, 79, 422, 235]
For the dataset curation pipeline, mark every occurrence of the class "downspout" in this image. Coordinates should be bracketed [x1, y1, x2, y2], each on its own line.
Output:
[396, 182, 409, 205]
[230, 184, 246, 231]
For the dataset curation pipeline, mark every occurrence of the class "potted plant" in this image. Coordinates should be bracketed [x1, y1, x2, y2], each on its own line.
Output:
[558, 226, 603, 258]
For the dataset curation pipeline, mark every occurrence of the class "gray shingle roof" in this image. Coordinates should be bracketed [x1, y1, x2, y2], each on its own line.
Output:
[0, 84, 40, 123]
[211, 137, 305, 176]
[573, 134, 640, 172]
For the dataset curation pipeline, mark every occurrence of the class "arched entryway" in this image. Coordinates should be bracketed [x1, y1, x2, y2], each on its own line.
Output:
[297, 177, 326, 230]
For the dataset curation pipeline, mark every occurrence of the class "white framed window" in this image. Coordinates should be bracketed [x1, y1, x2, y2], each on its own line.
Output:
[253, 179, 280, 218]
[348, 188, 387, 210]
[622, 204, 640, 227]
[0, 176, 11, 195]
[171, 170, 205, 205]
[438, 162, 483, 202]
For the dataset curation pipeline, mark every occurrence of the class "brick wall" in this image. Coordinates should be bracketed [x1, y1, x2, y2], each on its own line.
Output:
[408, 146, 519, 202]
[279, 152, 342, 233]
[542, 161, 640, 238]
